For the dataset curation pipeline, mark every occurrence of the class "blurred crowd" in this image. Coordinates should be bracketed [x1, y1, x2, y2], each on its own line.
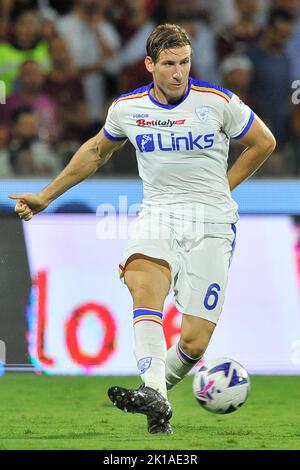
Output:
[1, 0, 300, 178]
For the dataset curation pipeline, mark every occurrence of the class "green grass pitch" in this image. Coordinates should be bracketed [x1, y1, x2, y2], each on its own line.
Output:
[0, 374, 300, 450]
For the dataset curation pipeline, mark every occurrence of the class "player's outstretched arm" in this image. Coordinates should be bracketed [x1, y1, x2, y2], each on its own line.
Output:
[227, 115, 276, 191]
[8, 130, 127, 221]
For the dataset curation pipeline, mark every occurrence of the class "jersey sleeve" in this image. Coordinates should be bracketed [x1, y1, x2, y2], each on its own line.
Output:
[103, 102, 127, 142]
[223, 93, 255, 140]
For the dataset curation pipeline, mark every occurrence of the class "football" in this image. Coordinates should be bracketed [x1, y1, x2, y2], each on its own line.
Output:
[192, 357, 250, 414]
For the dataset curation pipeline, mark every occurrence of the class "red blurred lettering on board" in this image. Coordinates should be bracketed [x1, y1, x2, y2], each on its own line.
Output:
[34, 271, 55, 366]
[163, 304, 181, 350]
[33, 271, 117, 368]
[66, 303, 117, 366]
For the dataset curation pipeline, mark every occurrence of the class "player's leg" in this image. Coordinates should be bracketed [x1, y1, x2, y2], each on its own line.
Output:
[166, 223, 236, 389]
[124, 254, 171, 397]
[166, 314, 215, 390]
[108, 254, 173, 433]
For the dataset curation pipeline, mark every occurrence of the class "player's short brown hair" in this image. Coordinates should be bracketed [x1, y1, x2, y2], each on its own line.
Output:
[146, 24, 192, 63]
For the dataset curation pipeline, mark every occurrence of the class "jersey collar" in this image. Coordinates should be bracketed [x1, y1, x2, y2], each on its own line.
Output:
[147, 78, 191, 109]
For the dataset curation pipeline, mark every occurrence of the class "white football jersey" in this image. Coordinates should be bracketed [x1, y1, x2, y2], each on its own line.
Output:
[104, 77, 254, 223]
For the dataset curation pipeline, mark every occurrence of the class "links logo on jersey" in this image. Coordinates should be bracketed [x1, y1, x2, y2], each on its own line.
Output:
[136, 132, 215, 152]
[136, 134, 155, 152]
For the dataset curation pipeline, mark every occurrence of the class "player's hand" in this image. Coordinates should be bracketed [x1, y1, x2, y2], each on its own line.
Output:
[8, 193, 49, 221]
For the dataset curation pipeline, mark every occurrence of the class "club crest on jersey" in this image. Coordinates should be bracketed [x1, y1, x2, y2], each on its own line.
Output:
[196, 107, 209, 122]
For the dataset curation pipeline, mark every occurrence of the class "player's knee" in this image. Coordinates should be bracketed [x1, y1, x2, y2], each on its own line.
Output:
[125, 272, 166, 306]
[180, 337, 208, 359]
[125, 272, 155, 297]
[129, 283, 156, 305]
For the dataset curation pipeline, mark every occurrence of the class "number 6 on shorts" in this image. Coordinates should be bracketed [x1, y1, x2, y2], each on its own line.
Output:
[204, 283, 221, 310]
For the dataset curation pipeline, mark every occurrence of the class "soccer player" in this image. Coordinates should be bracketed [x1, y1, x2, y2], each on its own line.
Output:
[9, 24, 276, 435]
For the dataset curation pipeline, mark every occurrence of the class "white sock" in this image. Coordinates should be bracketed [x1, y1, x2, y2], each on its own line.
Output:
[166, 342, 203, 390]
[133, 308, 167, 399]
